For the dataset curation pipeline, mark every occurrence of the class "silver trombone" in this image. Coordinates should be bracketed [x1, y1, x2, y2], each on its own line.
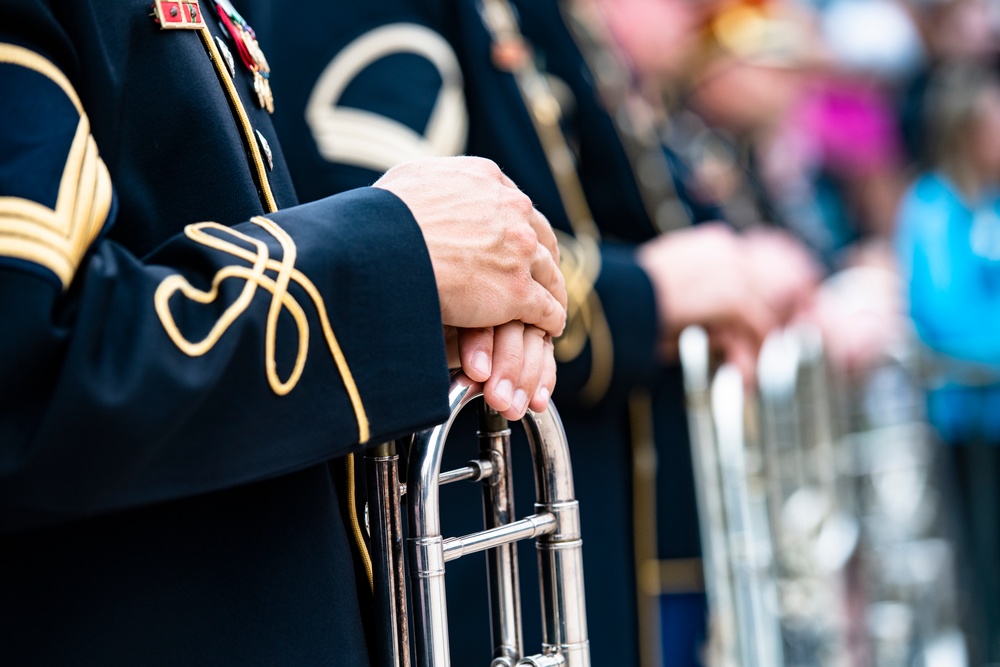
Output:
[365, 377, 591, 667]
[757, 325, 858, 666]
[679, 326, 783, 667]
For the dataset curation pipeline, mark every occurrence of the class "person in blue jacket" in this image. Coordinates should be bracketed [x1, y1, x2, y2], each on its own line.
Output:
[897, 62, 1000, 665]
[0, 0, 569, 664]
[249, 0, 819, 664]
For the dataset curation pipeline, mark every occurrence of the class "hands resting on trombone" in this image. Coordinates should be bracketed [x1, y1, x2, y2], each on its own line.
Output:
[637, 223, 822, 384]
[375, 157, 567, 422]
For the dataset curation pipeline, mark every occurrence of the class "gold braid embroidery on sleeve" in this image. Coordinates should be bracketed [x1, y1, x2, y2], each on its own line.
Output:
[154, 216, 370, 443]
[555, 231, 613, 405]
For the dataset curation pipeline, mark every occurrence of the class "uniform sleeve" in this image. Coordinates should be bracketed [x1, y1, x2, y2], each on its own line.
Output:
[554, 241, 661, 409]
[0, 39, 450, 530]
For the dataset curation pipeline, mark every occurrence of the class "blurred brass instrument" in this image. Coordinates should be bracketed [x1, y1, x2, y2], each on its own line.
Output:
[682, 321, 967, 666]
[757, 325, 858, 666]
[680, 326, 784, 667]
[365, 377, 591, 667]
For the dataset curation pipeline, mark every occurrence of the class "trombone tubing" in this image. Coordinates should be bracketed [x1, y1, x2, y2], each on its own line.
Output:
[406, 379, 589, 667]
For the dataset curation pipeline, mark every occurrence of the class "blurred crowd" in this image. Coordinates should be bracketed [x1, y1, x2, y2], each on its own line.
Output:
[598, 0, 1000, 663]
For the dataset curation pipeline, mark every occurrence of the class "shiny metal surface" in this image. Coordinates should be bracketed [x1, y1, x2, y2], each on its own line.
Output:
[680, 326, 782, 667]
[442, 512, 556, 561]
[366, 441, 410, 667]
[369, 377, 590, 667]
[479, 406, 524, 664]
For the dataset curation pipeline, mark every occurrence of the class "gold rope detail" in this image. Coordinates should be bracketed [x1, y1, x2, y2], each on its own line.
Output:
[554, 231, 613, 404]
[197, 28, 278, 213]
[154, 217, 370, 443]
[346, 452, 375, 592]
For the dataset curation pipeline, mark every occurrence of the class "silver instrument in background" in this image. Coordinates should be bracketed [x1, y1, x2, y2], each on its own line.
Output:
[845, 341, 966, 667]
[683, 320, 967, 667]
[680, 326, 783, 667]
[365, 378, 590, 667]
[757, 325, 859, 667]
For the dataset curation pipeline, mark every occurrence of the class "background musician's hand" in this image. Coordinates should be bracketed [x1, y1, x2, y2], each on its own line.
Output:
[742, 227, 822, 326]
[637, 224, 779, 361]
[374, 157, 567, 339]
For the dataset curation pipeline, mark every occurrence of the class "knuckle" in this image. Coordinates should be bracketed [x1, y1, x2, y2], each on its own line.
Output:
[522, 353, 543, 377]
[513, 193, 535, 218]
[498, 345, 523, 368]
[506, 224, 537, 257]
[543, 295, 565, 330]
[468, 156, 500, 177]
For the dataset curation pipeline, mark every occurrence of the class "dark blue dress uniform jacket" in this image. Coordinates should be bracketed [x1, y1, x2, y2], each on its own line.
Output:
[0, 0, 453, 664]
[249, 0, 709, 664]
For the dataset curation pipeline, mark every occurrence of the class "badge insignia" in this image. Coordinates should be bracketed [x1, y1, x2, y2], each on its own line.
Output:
[214, 0, 275, 113]
[151, 0, 205, 29]
[491, 37, 531, 72]
[256, 130, 273, 171]
[215, 36, 236, 78]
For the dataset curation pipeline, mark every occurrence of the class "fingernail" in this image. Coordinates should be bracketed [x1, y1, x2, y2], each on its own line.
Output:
[495, 380, 514, 408]
[534, 386, 550, 407]
[471, 351, 491, 378]
[512, 389, 529, 416]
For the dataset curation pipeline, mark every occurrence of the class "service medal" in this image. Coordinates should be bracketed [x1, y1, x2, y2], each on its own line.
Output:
[212, 0, 274, 112]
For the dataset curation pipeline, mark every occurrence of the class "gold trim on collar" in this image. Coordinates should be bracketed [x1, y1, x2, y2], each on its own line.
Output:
[0, 44, 112, 289]
[155, 217, 370, 443]
[197, 28, 278, 213]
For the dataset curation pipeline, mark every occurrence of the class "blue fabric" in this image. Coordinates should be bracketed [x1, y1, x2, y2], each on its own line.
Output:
[660, 592, 708, 667]
[897, 172, 1000, 442]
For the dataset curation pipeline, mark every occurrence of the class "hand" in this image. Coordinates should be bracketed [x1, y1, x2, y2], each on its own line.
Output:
[445, 323, 556, 419]
[374, 157, 567, 338]
[637, 224, 779, 356]
[742, 227, 821, 325]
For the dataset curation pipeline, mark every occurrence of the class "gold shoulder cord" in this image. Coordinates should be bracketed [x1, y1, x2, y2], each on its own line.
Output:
[560, 0, 692, 235]
[479, 0, 614, 406]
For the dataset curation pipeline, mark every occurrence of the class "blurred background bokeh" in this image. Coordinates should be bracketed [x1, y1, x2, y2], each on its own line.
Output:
[597, 0, 1000, 664]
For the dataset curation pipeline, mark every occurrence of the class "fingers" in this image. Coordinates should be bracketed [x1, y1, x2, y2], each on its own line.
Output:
[720, 285, 778, 356]
[457, 327, 494, 381]
[479, 323, 556, 420]
[530, 241, 568, 313]
[512, 325, 546, 417]
[530, 208, 561, 270]
[514, 282, 567, 339]
[513, 212, 566, 336]
[714, 329, 759, 390]
[528, 332, 556, 413]
[483, 321, 524, 417]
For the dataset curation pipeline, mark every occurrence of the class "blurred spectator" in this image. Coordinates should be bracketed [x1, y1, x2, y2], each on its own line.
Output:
[900, 0, 1000, 166]
[896, 61, 1000, 664]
